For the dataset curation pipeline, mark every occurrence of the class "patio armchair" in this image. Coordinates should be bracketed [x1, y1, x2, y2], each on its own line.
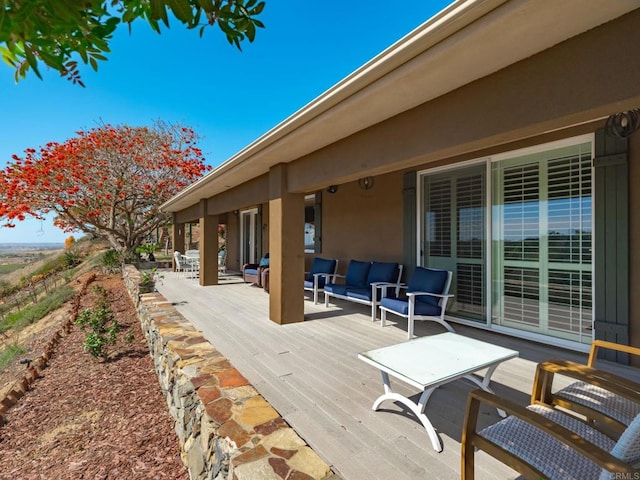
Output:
[173, 251, 189, 277]
[532, 340, 640, 436]
[462, 377, 640, 479]
[324, 260, 403, 321]
[183, 254, 199, 278]
[304, 257, 338, 304]
[379, 266, 453, 339]
[218, 250, 227, 275]
[242, 253, 269, 287]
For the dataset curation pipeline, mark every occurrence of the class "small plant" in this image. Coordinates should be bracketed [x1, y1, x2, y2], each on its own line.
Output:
[62, 250, 80, 267]
[102, 249, 121, 273]
[74, 285, 119, 359]
[141, 267, 163, 285]
[139, 267, 163, 293]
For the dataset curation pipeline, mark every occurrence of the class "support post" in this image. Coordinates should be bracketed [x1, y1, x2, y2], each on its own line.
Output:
[199, 200, 219, 286]
[269, 164, 304, 324]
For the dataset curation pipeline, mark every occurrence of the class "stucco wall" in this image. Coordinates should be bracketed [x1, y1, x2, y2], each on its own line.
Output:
[310, 171, 404, 276]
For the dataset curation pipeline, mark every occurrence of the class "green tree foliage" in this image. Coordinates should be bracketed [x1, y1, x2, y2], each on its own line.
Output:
[0, 0, 266, 86]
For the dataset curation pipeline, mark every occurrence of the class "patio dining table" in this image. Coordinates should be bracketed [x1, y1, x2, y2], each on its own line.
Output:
[358, 332, 518, 452]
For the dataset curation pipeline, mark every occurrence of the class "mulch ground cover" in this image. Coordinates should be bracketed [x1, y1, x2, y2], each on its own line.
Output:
[0, 272, 189, 480]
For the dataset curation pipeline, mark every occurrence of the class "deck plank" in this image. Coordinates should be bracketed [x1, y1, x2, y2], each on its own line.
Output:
[156, 274, 640, 480]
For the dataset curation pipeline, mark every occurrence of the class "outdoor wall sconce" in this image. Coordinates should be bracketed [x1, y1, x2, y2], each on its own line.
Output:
[232, 210, 239, 216]
[327, 185, 338, 194]
[358, 176, 374, 190]
[605, 108, 640, 138]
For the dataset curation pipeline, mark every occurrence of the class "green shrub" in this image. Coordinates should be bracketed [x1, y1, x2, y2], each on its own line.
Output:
[74, 285, 121, 359]
[102, 249, 121, 272]
[62, 251, 81, 267]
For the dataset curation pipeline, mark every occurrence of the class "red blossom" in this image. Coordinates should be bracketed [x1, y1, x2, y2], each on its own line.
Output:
[0, 121, 209, 253]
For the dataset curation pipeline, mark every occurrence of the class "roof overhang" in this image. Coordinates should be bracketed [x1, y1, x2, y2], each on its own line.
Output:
[162, 0, 639, 212]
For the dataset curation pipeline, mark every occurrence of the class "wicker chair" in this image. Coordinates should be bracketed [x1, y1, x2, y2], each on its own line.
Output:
[242, 253, 269, 287]
[533, 340, 640, 436]
[462, 366, 640, 480]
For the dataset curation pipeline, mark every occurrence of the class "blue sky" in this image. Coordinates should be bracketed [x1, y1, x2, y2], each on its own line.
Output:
[0, 1, 450, 243]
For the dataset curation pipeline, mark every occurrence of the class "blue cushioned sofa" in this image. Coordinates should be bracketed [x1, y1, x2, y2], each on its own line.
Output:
[324, 260, 403, 321]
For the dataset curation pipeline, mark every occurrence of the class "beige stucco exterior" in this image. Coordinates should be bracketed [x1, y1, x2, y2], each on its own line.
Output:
[163, 1, 640, 351]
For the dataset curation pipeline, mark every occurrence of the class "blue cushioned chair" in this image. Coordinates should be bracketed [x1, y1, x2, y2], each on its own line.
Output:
[379, 266, 453, 339]
[325, 260, 403, 321]
[304, 257, 338, 304]
[242, 253, 269, 287]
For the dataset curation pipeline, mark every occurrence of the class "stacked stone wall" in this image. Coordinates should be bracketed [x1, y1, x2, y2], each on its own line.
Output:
[122, 265, 338, 480]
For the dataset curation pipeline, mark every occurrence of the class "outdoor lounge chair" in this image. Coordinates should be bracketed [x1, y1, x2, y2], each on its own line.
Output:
[173, 251, 189, 277]
[242, 253, 269, 287]
[324, 260, 403, 321]
[379, 266, 453, 339]
[304, 257, 338, 304]
[532, 340, 640, 436]
[462, 374, 640, 479]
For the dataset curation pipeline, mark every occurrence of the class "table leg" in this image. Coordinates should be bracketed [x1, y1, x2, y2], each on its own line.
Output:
[462, 363, 507, 417]
[371, 372, 443, 452]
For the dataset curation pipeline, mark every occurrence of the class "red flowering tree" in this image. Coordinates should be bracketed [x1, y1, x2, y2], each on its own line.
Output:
[0, 122, 211, 255]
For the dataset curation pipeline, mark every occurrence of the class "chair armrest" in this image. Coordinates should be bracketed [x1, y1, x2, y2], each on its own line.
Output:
[370, 281, 403, 288]
[533, 359, 640, 402]
[406, 291, 454, 299]
[314, 272, 334, 279]
[323, 273, 345, 285]
[464, 389, 635, 474]
[369, 282, 407, 298]
[588, 340, 640, 367]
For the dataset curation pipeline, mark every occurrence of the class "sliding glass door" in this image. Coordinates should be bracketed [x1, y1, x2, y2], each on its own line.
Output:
[421, 164, 486, 322]
[240, 209, 259, 266]
[419, 135, 594, 345]
[492, 141, 593, 343]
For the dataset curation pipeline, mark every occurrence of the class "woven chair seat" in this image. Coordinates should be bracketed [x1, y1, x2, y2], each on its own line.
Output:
[480, 404, 615, 480]
[556, 381, 640, 427]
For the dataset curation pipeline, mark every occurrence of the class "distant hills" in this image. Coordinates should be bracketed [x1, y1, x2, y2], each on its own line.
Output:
[0, 243, 64, 252]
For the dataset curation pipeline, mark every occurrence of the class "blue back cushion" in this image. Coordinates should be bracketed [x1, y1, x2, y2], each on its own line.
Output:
[308, 257, 337, 280]
[366, 262, 399, 285]
[408, 267, 448, 306]
[345, 260, 371, 289]
[258, 253, 270, 267]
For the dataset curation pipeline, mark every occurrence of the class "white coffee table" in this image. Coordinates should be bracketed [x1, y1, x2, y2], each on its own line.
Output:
[358, 332, 518, 452]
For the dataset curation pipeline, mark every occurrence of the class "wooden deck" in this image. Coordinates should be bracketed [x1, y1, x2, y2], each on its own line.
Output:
[156, 272, 640, 480]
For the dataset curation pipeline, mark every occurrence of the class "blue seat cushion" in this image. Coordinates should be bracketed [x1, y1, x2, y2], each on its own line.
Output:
[345, 287, 372, 302]
[345, 260, 371, 289]
[244, 268, 259, 276]
[367, 262, 399, 285]
[325, 283, 348, 296]
[303, 280, 314, 289]
[407, 267, 448, 306]
[307, 257, 337, 287]
[380, 297, 442, 316]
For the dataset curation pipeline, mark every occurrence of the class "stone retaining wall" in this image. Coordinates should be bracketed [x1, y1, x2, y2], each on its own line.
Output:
[122, 265, 338, 480]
